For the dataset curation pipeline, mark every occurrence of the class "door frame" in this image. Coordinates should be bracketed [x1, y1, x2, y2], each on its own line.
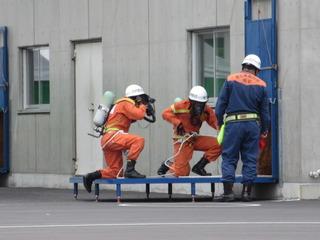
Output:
[244, 0, 278, 182]
[71, 38, 102, 174]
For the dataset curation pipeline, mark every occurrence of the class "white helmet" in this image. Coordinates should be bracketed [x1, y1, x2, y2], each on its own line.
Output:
[242, 54, 261, 70]
[125, 84, 145, 97]
[189, 86, 208, 102]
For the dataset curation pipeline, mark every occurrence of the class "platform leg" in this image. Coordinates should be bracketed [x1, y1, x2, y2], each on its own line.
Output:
[146, 183, 150, 199]
[191, 183, 196, 202]
[211, 183, 215, 200]
[95, 183, 99, 202]
[168, 183, 172, 200]
[73, 183, 78, 199]
[116, 184, 121, 203]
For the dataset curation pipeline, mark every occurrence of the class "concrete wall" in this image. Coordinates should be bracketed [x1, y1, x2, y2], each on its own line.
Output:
[0, 0, 244, 179]
[1, 0, 320, 198]
[278, 0, 320, 187]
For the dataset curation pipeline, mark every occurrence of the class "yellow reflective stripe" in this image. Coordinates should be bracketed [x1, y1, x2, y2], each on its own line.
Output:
[175, 109, 190, 113]
[115, 97, 135, 105]
[171, 104, 190, 114]
[225, 113, 258, 122]
[104, 127, 120, 132]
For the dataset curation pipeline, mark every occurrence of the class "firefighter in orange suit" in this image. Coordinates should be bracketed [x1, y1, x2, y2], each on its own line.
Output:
[83, 84, 154, 193]
[157, 86, 221, 177]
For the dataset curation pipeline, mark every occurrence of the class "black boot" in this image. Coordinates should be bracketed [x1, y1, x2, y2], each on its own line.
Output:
[124, 160, 146, 178]
[192, 157, 212, 176]
[241, 183, 253, 202]
[216, 182, 235, 202]
[157, 162, 170, 175]
[83, 171, 102, 193]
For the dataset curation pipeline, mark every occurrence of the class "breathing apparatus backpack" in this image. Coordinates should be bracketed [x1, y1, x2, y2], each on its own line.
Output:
[88, 91, 115, 138]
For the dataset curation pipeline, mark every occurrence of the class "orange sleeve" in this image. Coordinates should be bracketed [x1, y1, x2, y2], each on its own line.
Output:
[162, 105, 181, 127]
[205, 105, 219, 130]
[122, 102, 146, 120]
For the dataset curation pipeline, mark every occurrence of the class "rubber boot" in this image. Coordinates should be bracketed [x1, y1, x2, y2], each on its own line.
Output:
[192, 157, 212, 176]
[241, 183, 253, 202]
[157, 162, 170, 175]
[124, 160, 146, 178]
[83, 171, 102, 193]
[216, 182, 235, 202]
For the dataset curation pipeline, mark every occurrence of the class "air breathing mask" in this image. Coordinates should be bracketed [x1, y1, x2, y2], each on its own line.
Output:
[131, 94, 156, 123]
[190, 100, 206, 126]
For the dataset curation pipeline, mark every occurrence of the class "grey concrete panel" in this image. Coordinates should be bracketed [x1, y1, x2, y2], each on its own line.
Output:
[103, 0, 148, 47]
[301, 0, 320, 29]
[300, 28, 320, 182]
[217, 0, 244, 34]
[278, 0, 300, 31]
[46, 49, 63, 175]
[149, 0, 193, 43]
[11, 115, 36, 173]
[35, 115, 53, 173]
[34, 0, 60, 44]
[0, 0, 34, 47]
[277, 29, 302, 182]
[58, 0, 89, 41]
[55, 50, 76, 174]
[88, 0, 103, 38]
[190, 0, 216, 29]
[230, 34, 244, 72]
[229, 0, 244, 35]
[14, 0, 35, 46]
[103, 45, 149, 95]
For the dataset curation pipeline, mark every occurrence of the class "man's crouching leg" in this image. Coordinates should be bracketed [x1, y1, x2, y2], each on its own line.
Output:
[83, 171, 102, 193]
[192, 157, 211, 176]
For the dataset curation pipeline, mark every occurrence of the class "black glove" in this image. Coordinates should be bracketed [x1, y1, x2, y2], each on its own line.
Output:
[146, 103, 154, 116]
[176, 123, 185, 136]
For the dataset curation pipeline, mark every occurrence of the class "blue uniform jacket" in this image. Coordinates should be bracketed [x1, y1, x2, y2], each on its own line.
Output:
[215, 71, 270, 133]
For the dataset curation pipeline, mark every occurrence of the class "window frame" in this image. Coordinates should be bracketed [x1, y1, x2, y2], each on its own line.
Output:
[191, 28, 230, 107]
[21, 45, 50, 111]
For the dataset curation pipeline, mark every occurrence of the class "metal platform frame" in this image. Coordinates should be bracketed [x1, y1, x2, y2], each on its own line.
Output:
[70, 175, 276, 202]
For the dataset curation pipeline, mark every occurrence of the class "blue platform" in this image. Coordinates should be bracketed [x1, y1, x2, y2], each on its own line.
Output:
[70, 175, 276, 202]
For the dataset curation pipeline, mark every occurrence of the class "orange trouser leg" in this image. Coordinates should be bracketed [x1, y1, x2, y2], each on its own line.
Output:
[170, 142, 194, 176]
[99, 132, 145, 178]
[193, 136, 221, 162]
[100, 150, 123, 178]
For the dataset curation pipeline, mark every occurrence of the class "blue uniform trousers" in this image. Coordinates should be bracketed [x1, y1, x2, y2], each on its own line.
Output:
[221, 121, 260, 184]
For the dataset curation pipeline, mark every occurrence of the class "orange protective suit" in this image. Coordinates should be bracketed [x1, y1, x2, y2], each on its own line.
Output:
[162, 100, 221, 176]
[99, 98, 146, 178]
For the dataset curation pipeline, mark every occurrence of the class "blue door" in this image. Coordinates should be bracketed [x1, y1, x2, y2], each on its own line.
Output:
[245, 0, 278, 181]
[0, 26, 9, 174]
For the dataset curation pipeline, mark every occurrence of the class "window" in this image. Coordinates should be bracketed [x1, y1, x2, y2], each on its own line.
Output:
[22, 46, 50, 109]
[252, 0, 272, 20]
[192, 29, 230, 105]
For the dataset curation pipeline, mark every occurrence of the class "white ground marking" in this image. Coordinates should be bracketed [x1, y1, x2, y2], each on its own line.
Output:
[118, 203, 261, 208]
[1, 222, 320, 229]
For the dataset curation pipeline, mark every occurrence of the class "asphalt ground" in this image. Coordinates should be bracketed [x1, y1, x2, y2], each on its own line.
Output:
[0, 187, 320, 240]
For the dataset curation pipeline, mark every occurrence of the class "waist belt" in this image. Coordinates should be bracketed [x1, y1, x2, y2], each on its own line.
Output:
[225, 113, 259, 123]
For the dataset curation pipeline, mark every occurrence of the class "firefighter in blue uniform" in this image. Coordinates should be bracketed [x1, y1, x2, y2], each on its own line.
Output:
[215, 54, 270, 202]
